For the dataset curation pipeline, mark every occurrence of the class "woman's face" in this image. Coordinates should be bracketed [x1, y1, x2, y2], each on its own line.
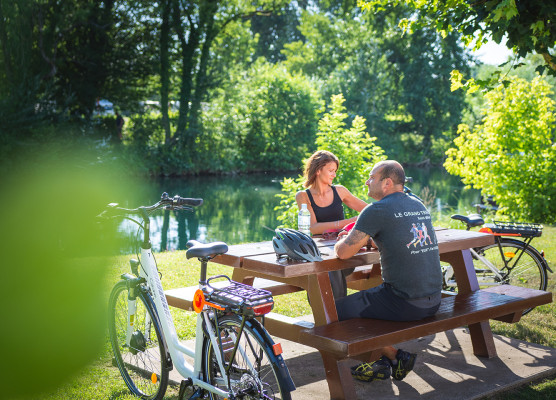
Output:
[317, 162, 337, 185]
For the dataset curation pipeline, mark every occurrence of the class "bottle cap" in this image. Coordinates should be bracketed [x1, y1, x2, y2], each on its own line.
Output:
[301, 203, 308, 210]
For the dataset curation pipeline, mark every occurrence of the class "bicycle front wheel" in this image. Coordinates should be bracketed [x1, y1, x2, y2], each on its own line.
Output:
[475, 239, 548, 314]
[203, 315, 292, 400]
[108, 281, 169, 400]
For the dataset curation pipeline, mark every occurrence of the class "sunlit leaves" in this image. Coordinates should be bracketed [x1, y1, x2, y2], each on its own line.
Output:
[445, 76, 556, 223]
[360, 0, 556, 77]
[275, 94, 386, 227]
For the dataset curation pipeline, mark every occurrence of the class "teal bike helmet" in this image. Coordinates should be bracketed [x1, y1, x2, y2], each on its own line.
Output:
[272, 228, 322, 262]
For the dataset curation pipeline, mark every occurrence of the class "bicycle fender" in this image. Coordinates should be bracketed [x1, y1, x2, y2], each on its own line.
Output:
[500, 238, 552, 273]
[245, 318, 296, 392]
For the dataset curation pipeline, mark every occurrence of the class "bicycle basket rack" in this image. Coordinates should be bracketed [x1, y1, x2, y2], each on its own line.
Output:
[204, 275, 274, 316]
[486, 221, 543, 238]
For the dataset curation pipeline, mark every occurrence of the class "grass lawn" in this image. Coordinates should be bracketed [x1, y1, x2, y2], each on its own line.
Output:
[26, 226, 556, 400]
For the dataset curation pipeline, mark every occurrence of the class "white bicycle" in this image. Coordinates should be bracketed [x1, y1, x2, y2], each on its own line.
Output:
[102, 193, 295, 400]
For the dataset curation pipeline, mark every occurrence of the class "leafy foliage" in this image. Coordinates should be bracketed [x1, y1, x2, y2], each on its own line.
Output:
[203, 60, 324, 172]
[444, 76, 556, 223]
[282, 5, 470, 163]
[275, 94, 386, 228]
[361, 0, 556, 76]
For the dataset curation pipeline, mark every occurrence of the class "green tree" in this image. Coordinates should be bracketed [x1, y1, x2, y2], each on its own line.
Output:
[250, 2, 304, 63]
[444, 76, 556, 223]
[282, 5, 470, 163]
[276, 94, 386, 228]
[462, 53, 556, 129]
[361, 0, 556, 76]
[162, 1, 287, 152]
[202, 60, 323, 172]
[0, 0, 156, 125]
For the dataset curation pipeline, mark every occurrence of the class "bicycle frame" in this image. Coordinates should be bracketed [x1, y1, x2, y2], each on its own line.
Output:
[469, 246, 505, 282]
[443, 236, 544, 289]
[129, 244, 230, 398]
[106, 194, 294, 399]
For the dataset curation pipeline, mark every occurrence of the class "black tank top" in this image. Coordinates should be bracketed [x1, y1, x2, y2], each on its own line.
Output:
[306, 185, 345, 222]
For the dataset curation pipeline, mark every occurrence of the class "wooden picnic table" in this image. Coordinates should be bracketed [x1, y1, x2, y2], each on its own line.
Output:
[165, 227, 552, 399]
[214, 227, 494, 327]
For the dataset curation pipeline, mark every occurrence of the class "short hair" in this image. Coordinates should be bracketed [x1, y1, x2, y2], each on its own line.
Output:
[303, 150, 339, 188]
[375, 160, 405, 186]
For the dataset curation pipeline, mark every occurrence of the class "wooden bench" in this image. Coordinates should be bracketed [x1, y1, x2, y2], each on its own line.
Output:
[297, 285, 552, 400]
[165, 279, 552, 400]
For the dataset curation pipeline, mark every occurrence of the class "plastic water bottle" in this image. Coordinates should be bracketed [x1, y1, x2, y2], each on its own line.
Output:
[298, 203, 311, 236]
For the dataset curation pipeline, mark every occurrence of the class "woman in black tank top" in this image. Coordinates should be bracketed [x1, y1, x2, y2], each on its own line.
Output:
[305, 185, 344, 223]
[295, 150, 367, 298]
[295, 150, 367, 235]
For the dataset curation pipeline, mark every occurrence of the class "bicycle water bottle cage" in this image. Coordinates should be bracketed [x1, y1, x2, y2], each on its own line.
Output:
[485, 221, 543, 238]
[451, 214, 484, 228]
[204, 275, 274, 317]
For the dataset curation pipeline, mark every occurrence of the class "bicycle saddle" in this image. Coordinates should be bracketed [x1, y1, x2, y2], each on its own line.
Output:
[186, 240, 228, 259]
[450, 213, 484, 228]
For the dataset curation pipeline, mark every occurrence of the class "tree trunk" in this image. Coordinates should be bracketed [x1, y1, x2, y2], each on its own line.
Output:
[0, 1, 13, 84]
[160, 0, 172, 145]
[187, 1, 218, 145]
[173, 2, 199, 145]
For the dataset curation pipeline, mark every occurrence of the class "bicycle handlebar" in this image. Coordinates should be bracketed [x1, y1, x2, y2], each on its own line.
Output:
[99, 192, 203, 219]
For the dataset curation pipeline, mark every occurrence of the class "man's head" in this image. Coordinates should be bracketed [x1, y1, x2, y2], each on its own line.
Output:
[366, 160, 405, 200]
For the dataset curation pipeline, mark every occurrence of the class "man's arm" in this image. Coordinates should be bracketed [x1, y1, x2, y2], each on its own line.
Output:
[334, 229, 370, 259]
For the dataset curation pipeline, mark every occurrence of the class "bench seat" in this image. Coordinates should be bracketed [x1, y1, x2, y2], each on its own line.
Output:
[299, 285, 551, 399]
[298, 285, 552, 358]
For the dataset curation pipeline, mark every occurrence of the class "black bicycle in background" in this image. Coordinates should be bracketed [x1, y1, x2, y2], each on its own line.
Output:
[404, 179, 551, 315]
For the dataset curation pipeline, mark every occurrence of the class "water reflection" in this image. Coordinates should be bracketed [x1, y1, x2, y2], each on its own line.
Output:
[116, 168, 480, 254]
[117, 173, 291, 253]
[404, 166, 480, 220]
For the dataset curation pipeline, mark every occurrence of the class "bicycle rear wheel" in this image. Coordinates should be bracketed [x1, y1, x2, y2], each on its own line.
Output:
[203, 314, 292, 400]
[475, 238, 548, 314]
[108, 281, 169, 400]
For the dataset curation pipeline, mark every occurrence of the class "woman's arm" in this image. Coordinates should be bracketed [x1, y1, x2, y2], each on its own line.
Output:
[336, 185, 367, 212]
[295, 191, 352, 234]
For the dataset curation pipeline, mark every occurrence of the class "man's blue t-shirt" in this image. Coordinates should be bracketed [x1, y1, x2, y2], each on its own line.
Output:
[354, 192, 442, 299]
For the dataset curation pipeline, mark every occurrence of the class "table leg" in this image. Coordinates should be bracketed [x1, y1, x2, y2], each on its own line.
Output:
[320, 352, 357, 400]
[307, 272, 338, 325]
[231, 268, 254, 285]
[440, 249, 497, 358]
[308, 273, 360, 399]
[440, 249, 479, 294]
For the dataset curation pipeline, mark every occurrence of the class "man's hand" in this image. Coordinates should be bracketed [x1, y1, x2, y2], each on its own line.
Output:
[334, 228, 370, 259]
[337, 230, 348, 240]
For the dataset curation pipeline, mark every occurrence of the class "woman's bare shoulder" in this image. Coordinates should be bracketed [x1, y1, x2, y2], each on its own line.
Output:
[334, 185, 351, 196]
[295, 190, 309, 202]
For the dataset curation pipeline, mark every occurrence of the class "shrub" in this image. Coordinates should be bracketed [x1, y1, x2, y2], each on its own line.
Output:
[444, 76, 556, 223]
[203, 59, 324, 172]
[275, 94, 386, 228]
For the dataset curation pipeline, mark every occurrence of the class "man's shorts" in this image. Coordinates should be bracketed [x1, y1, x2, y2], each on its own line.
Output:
[335, 283, 440, 322]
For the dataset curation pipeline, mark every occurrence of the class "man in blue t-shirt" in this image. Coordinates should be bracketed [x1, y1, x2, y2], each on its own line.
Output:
[334, 160, 442, 383]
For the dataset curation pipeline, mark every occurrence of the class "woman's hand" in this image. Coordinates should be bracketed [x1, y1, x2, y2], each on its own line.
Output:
[336, 230, 348, 241]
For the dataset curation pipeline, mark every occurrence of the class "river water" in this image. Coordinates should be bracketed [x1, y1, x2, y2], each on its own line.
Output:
[116, 167, 479, 253]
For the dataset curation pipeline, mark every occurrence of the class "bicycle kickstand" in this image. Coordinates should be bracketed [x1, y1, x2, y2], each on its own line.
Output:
[178, 378, 202, 400]
[188, 387, 205, 400]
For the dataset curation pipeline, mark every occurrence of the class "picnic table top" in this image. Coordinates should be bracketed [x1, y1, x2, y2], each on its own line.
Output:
[212, 227, 495, 278]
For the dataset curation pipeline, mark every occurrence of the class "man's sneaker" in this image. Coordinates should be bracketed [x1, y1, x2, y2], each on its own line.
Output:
[350, 356, 392, 382]
[392, 349, 417, 381]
